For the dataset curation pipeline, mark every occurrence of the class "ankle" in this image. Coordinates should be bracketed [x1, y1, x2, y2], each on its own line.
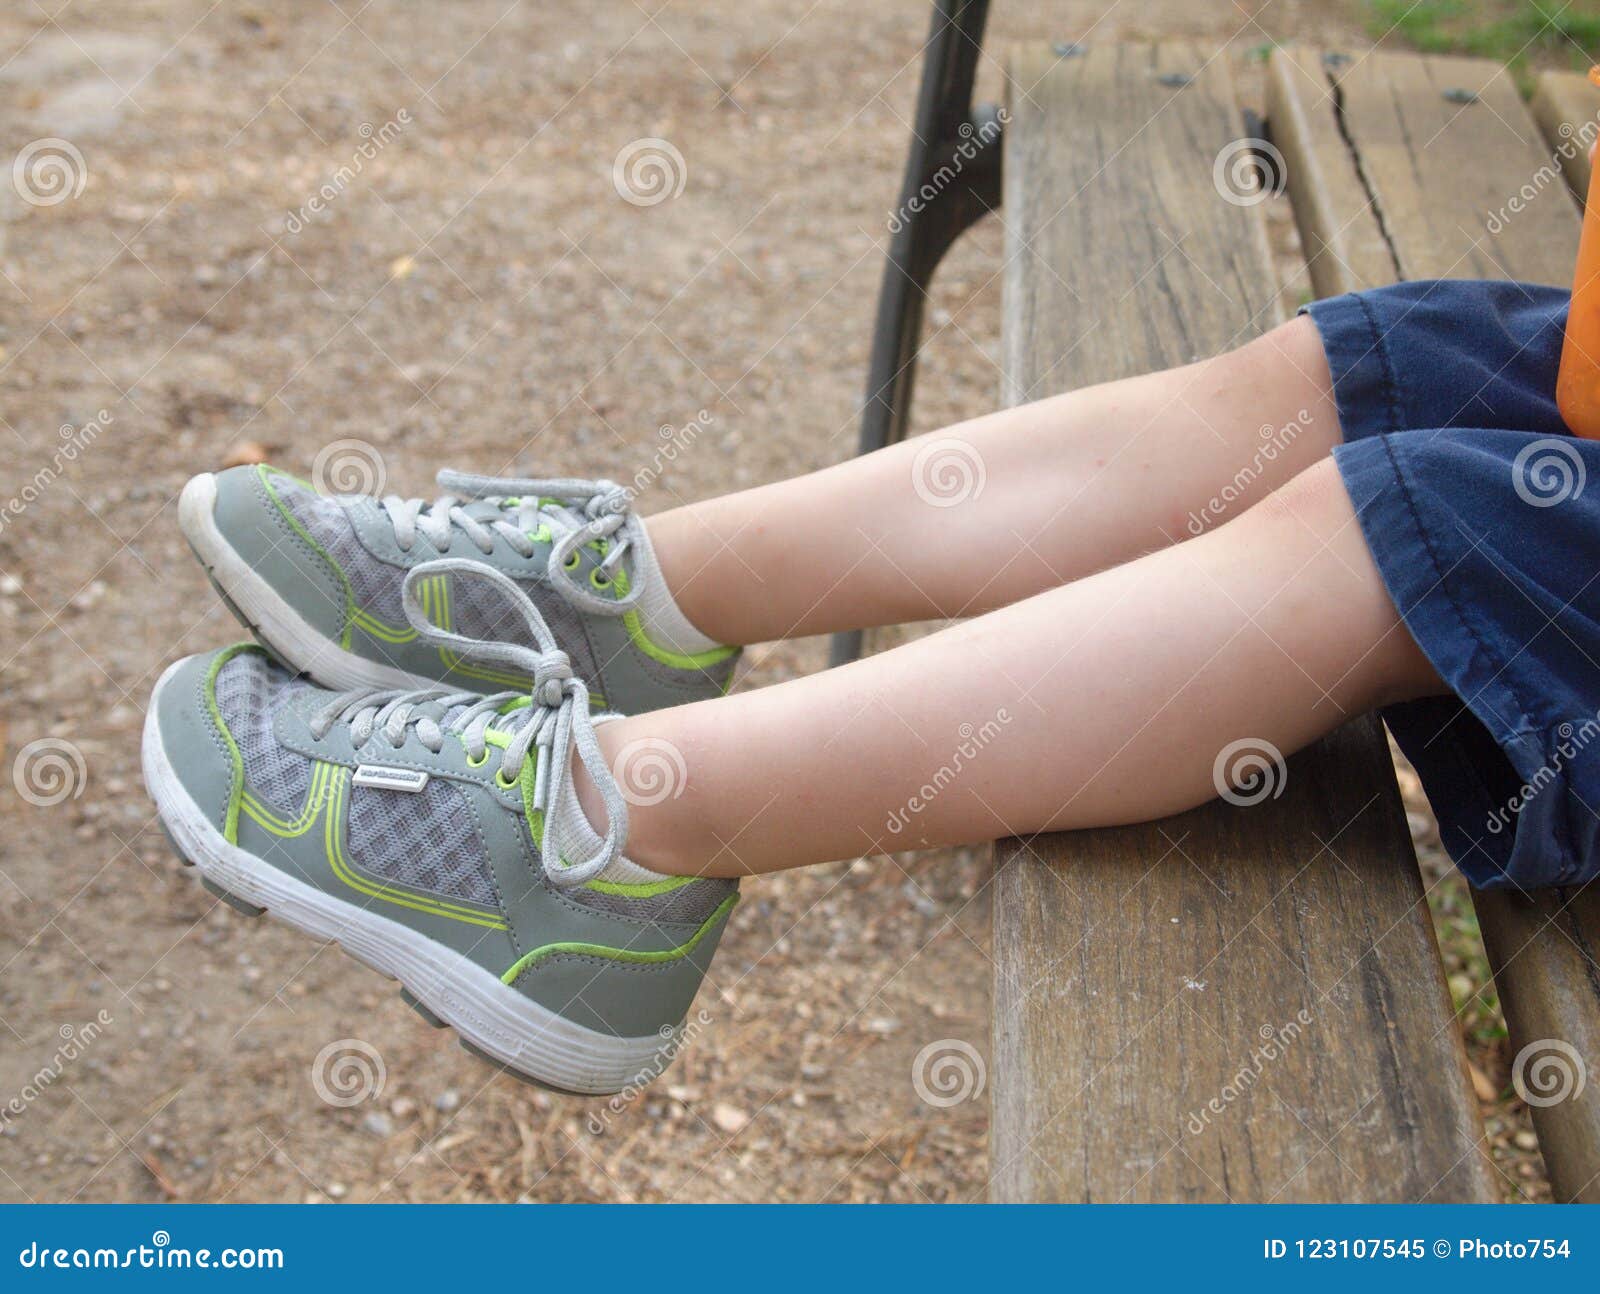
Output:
[638, 510, 738, 648]
[577, 720, 704, 878]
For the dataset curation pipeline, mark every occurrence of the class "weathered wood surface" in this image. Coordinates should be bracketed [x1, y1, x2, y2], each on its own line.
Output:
[1530, 68, 1600, 202]
[991, 42, 1493, 1203]
[1271, 45, 1600, 1203]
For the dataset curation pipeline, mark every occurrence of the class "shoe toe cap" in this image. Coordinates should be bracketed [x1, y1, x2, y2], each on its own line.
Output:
[146, 648, 255, 834]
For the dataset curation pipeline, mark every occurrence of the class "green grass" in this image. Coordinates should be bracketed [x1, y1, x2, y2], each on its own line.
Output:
[1368, 0, 1600, 89]
[1425, 869, 1507, 1052]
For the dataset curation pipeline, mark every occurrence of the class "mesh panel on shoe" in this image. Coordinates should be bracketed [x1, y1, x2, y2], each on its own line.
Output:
[212, 651, 316, 813]
[445, 570, 599, 682]
[569, 875, 737, 925]
[271, 478, 407, 625]
[346, 778, 498, 908]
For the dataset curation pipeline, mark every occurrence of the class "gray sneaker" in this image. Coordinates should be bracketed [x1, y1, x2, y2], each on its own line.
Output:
[142, 559, 737, 1094]
[179, 464, 739, 711]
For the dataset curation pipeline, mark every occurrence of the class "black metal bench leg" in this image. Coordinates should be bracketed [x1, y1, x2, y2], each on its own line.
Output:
[830, 0, 1002, 667]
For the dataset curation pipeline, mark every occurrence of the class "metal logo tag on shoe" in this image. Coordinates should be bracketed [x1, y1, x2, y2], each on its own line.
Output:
[352, 765, 430, 794]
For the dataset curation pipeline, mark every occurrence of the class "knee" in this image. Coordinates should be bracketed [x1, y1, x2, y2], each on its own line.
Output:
[1239, 456, 1351, 538]
[1212, 315, 1338, 429]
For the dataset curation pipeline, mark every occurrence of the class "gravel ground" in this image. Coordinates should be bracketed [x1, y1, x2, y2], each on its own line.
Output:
[0, 0, 1555, 1202]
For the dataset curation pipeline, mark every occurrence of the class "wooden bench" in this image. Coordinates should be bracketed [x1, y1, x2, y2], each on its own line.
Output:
[990, 43, 1600, 1202]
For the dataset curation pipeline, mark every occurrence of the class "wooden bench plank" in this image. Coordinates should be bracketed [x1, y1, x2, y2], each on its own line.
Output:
[1272, 45, 1600, 1203]
[1475, 888, 1600, 1201]
[991, 42, 1494, 1203]
[1531, 68, 1600, 202]
[1265, 46, 1397, 295]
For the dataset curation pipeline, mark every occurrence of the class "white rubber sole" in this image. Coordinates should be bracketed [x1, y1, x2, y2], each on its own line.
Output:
[142, 659, 677, 1095]
[180, 472, 425, 694]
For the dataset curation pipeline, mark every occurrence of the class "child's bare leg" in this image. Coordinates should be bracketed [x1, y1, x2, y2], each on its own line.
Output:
[591, 459, 1444, 876]
[649, 315, 1338, 642]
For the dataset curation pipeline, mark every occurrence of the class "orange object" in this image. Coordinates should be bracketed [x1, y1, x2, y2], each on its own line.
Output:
[1556, 65, 1600, 439]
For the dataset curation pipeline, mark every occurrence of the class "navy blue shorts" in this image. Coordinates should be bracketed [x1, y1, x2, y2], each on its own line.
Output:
[1307, 280, 1600, 891]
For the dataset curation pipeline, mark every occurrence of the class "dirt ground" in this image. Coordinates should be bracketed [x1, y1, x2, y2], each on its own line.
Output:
[0, 0, 1563, 1202]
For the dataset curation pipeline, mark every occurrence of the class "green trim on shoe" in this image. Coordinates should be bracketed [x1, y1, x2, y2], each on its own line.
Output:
[610, 566, 739, 672]
[256, 466, 362, 649]
[500, 892, 738, 983]
[203, 643, 255, 845]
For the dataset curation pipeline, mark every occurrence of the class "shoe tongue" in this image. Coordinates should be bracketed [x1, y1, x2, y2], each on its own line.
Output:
[455, 497, 509, 523]
[438, 697, 537, 738]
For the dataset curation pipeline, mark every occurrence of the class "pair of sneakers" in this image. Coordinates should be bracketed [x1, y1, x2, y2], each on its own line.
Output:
[143, 464, 741, 1095]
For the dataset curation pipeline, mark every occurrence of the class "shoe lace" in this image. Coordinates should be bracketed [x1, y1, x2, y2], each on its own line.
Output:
[307, 557, 629, 888]
[378, 470, 644, 617]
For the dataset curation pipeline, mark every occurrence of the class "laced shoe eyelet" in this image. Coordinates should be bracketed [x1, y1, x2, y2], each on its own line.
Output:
[465, 748, 488, 769]
[494, 769, 518, 790]
[563, 551, 581, 572]
[589, 568, 611, 590]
